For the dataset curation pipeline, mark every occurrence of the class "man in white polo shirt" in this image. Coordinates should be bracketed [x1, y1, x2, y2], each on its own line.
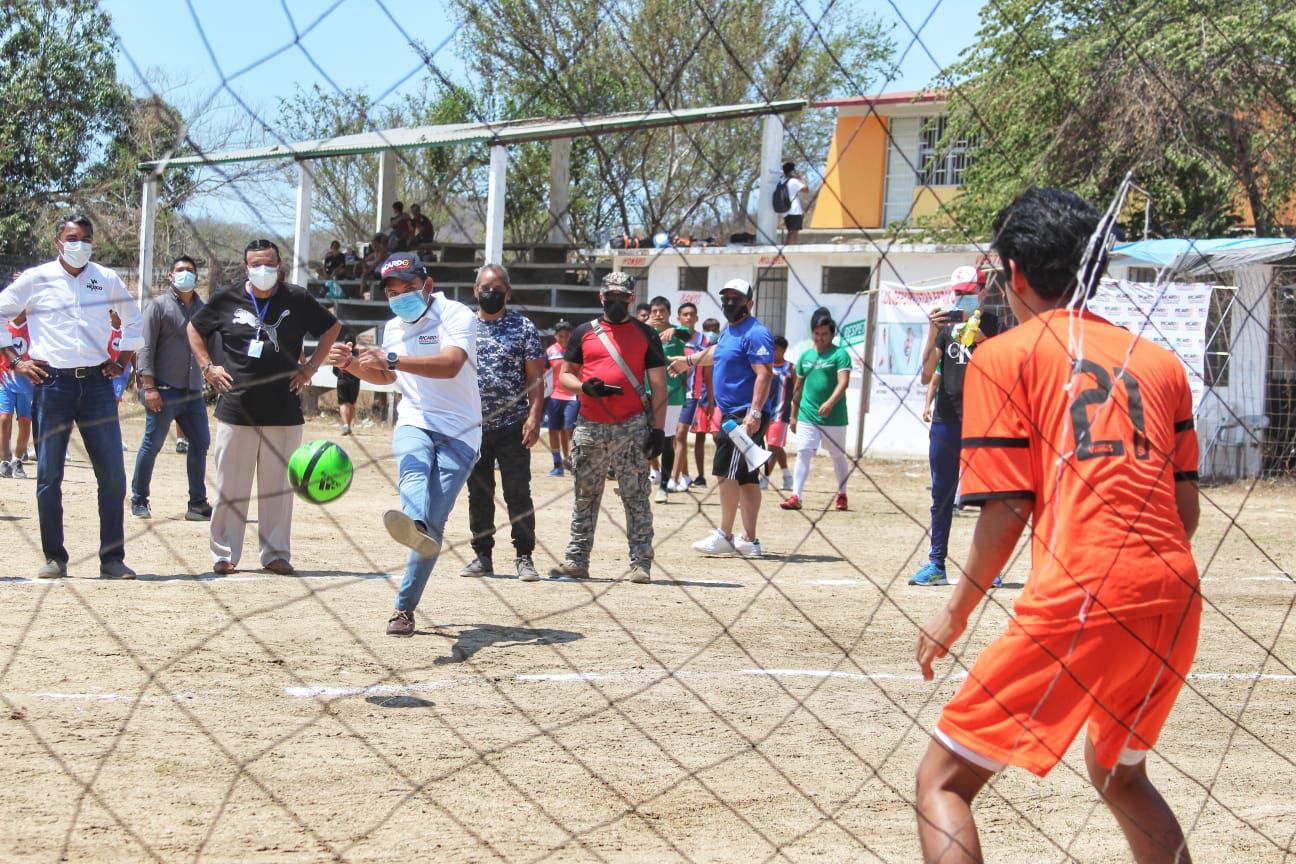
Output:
[327, 253, 481, 637]
[0, 214, 144, 579]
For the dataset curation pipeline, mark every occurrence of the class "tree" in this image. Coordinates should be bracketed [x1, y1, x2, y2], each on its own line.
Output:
[448, 0, 892, 241]
[936, 0, 1296, 239]
[0, 0, 127, 252]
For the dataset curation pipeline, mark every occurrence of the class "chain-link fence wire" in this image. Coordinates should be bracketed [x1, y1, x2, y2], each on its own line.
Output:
[1, 0, 1293, 860]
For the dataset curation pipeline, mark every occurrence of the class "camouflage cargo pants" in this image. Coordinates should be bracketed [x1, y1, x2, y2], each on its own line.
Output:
[564, 414, 653, 571]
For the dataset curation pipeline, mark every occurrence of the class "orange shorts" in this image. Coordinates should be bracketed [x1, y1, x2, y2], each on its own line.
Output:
[692, 406, 720, 435]
[936, 599, 1201, 777]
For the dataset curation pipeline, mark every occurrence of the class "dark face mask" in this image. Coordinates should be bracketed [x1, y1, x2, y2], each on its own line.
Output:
[603, 297, 630, 323]
[477, 290, 506, 315]
[721, 300, 748, 323]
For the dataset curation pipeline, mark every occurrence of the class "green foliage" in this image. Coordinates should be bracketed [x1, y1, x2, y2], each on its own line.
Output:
[937, 0, 1296, 240]
[0, 0, 128, 252]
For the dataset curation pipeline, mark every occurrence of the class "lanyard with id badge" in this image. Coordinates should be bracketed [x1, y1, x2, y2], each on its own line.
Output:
[247, 287, 274, 358]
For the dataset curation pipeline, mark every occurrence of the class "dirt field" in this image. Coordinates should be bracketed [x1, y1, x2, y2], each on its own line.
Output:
[1, 405, 1293, 863]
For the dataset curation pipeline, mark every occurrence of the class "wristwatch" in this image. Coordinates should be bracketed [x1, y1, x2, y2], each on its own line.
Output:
[386, 352, 399, 370]
[748, 408, 764, 419]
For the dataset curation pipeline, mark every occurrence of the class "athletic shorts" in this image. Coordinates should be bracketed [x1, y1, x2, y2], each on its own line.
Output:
[936, 598, 1201, 778]
[766, 419, 788, 448]
[794, 421, 847, 456]
[336, 372, 360, 405]
[543, 397, 579, 430]
[664, 403, 682, 435]
[692, 404, 720, 435]
[679, 398, 699, 429]
[0, 372, 33, 420]
[712, 412, 769, 486]
[784, 213, 804, 232]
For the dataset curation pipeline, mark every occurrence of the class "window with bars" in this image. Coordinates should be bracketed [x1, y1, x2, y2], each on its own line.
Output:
[678, 266, 708, 295]
[755, 267, 788, 338]
[918, 116, 975, 187]
[821, 266, 872, 295]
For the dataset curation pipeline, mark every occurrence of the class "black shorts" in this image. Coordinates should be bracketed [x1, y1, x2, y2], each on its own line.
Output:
[784, 213, 804, 231]
[712, 412, 769, 486]
[336, 372, 360, 405]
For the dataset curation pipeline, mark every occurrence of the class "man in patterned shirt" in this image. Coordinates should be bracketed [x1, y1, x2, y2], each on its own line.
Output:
[461, 264, 546, 582]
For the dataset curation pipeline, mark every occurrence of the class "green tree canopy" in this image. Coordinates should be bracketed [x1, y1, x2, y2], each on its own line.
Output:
[937, 0, 1296, 239]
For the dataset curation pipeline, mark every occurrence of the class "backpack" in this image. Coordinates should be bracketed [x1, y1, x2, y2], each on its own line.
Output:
[772, 177, 792, 213]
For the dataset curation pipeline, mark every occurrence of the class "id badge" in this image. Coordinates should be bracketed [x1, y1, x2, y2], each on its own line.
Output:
[247, 339, 265, 359]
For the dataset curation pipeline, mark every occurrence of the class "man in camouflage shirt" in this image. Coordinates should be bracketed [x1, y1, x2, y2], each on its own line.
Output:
[551, 271, 667, 584]
[461, 264, 547, 581]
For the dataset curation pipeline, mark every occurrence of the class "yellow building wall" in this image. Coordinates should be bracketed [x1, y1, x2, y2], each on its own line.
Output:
[811, 115, 887, 230]
[910, 185, 962, 222]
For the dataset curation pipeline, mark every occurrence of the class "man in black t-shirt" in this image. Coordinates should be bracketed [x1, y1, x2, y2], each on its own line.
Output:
[187, 239, 340, 575]
[912, 265, 1001, 587]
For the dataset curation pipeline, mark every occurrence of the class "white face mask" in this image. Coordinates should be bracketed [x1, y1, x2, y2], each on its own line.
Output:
[61, 240, 92, 269]
[247, 265, 278, 291]
[173, 271, 196, 292]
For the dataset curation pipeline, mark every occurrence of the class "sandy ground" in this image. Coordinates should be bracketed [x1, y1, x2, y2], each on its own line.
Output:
[1, 403, 1293, 863]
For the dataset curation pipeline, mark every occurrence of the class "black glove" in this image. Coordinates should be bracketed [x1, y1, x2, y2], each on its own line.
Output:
[643, 428, 666, 459]
[581, 377, 621, 397]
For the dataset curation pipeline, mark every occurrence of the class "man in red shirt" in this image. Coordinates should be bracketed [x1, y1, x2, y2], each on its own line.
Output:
[551, 272, 667, 584]
[914, 188, 1201, 864]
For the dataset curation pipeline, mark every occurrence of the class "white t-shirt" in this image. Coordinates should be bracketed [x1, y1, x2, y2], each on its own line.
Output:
[382, 293, 482, 451]
[786, 177, 806, 216]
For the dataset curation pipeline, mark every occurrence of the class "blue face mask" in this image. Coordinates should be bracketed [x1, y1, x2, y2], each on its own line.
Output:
[388, 289, 429, 323]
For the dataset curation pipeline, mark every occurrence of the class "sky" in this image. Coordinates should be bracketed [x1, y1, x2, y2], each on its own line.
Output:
[100, 0, 984, 231]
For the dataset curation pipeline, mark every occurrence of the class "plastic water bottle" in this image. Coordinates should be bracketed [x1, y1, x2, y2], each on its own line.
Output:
[721, 418, 772, 470]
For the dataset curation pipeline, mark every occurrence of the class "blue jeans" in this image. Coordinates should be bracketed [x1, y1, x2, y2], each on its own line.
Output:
[131, 388, 211, 507]
[928, 421, 962, 568]
[392, 425, 477, 612]
[33, 374, 126, 565]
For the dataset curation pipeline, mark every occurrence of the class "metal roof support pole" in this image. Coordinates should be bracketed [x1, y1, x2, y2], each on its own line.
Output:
[291, 160, 314, 289]
[376, 149, 398, 234]
[485, 143, 507, 265]
[135, 173, 158, 310]
[755, 113, 785, 245]
[548, 137, 572, 245]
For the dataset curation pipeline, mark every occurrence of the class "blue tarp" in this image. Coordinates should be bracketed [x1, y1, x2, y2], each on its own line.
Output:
[1111, 238, 1296, 274]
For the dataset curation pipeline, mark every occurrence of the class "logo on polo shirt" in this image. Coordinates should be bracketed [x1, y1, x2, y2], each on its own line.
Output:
[87, 279, 103, 291]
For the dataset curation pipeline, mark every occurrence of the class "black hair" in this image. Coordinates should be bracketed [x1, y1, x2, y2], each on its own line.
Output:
[55, 213, 94, 239]
[678, 301, 697, 315]
[329, 239, 340, 248]
[392, 201, 404, 211]
[635, 302, 652, 315]
[372, 232, 387, 244]
[243, 238, 280, 262]
[554, 319, 572, 331]
[811, 306, 837, 334]
[991, 187, 1103, 301]
[171, 255, 197, 271]
[782, 161, 795, 175]
[774, 336, 788, 348]
[649, 295, 671, 311]
[702, 317, 720, 331]
[410, 203, 422, 211]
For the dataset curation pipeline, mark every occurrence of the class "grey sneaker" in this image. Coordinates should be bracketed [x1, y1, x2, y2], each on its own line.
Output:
[0, 460, 11, 479]
[10, 460, 26, 479]
[516, 555, 541, 582]
[131, 501, 150, 519]
[383, 510, 441, 558]
[628, 565, 652, 584]
[36, 559, 66, 579]
[460, 555, 493, 578]
[100, 561, 136, 580]
[549, 560, 590, 579]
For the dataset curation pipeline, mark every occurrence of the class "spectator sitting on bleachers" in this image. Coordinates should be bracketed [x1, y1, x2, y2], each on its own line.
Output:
[389, 202, 414, 252]
[359, 233, 389, 300]
[409, 203, 434, 245]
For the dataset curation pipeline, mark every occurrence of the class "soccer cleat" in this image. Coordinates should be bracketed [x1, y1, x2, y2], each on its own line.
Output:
[175, 439, 189, 454]
[547, 465, 564, 477]
[36, 559, 67, 579]
[0, 460, 11, 479]
[99, 560, 137, 580]
[460, 555, 494, 578]
[733, 535, 762, 558]
[835, 492, 848, 511]
[383, 510, 441, 559]
[655, 487, 668, 504]
[10, 461, 26, 479]
[386, 609, 415, 637]
[909, 562, 949, 587]
[516, 556, 540, 582]
[779, 495, 802, 510]
[131, 501, 151, 519]
[628, 565, 652, 584]
[693, 529, 736, 557]
[549, 560, 590, 579]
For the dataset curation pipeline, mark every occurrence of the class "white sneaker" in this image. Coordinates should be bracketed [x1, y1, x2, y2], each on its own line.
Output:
[665, 478, 677, 492]
[733, 535, 763, 558]
[693, 529, 736, 557]
[655, 487, 668, 503]
[649, 469, 660, 486]
[680, 473, 691, 490]
[758, 474, 769, 490]
[781, 470, 793, 491]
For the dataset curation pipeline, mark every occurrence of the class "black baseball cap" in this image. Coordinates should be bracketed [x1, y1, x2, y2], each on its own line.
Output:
[380, 253, 426, 283]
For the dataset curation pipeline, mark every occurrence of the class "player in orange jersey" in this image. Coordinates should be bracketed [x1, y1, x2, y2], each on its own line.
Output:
[914, 188, 1201, 864]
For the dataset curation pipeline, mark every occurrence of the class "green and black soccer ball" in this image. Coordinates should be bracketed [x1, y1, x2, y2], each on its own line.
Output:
[287, 440, 353, 504]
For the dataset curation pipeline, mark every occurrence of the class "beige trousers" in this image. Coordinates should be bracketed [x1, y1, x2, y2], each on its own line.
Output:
[210, 423, 303, 567]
